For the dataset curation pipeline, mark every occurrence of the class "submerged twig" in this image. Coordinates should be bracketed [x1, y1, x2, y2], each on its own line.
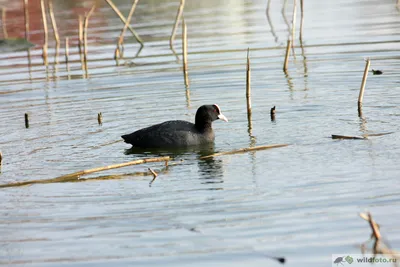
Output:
[200, 144, 289, 159]
[170, 0, 185, 61]
[148, 168, 158, 186]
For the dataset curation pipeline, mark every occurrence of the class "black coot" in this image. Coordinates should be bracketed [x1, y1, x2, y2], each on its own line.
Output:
[121, 104, 228, 148]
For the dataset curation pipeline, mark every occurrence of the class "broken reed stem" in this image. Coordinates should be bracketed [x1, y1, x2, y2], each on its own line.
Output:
[83, 5, 96, 78]
[299, 0, 304, 42]
[65, 37, 70, 72]
[97, 112, 102, 125]
[170, 0, 185, 61]
[358, 58, 370, 105]
[104, 0, 143, 48]
[1, 7, 7, 39]
[24, 0, 29, 40]
[200, 144, 289, 159]
[283, 40, 291, 72]
[48, 0, 60, 45]
[148, 168, 158, 186]
[24, 113, 29, 128]
[40, 0, 48, 66]
[359, 212, 381, 240]
[291, 0, 297, 57]
[116, 0, 139, 59]
[182, 18, 189, 87]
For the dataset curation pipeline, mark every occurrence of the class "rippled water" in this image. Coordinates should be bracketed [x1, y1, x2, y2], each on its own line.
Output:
[1, 0, 400, 266]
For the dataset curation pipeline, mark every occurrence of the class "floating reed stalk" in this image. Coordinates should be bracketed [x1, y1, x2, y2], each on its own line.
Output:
[24, 0, 29, 40]
[148, 168, 158, 186]
[170, 0, 185, 61]
[358, 58, 370, 107]
[182, 18, 189, 87]
[24, 113, 29, 128]
[48, 0, 59, 45]
[299, 0, 304, 42]
[83, 5, 96, 78]
[283, 40, 291, 72]
[0, 157, 171, 188]
[200, 144, 289, 159]
[270, 106, 276, 121]
[40, 0, 48, 66]
[105, 0, 143, 48]
[97, 112, 102, 125]
[115, 0, 139, 59]
[2, 7, 7, 39]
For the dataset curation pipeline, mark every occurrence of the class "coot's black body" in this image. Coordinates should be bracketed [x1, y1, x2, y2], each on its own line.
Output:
[121, 104, 228, 148]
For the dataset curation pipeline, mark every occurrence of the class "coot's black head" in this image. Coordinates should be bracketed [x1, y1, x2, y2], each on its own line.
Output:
[195, 104, 228, 131]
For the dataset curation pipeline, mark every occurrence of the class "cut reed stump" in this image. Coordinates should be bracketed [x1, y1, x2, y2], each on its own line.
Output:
[200, 144, 289, 159]
[97, 112, 103, 125]
[283, 40, 291, 72]
[270, 106, 276, 121]
[24, 113, 29, 128]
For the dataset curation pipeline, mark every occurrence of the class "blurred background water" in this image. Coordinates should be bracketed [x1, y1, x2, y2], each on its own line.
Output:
[0, 0, 400, 266]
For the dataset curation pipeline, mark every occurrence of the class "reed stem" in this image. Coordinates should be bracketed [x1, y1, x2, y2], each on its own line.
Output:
[358, 58, 370, 105]
[170, 0, 185, 61]
[83, 5, 96, 78]
[116, 0, 139, 59]
[40, 0, 48, 66]
[283, 40, 291, 72]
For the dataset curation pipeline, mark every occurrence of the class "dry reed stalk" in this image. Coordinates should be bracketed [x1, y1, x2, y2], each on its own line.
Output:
[170, 0, 185, 61]
[97, 112, 102, 125]
[104, 0, 143, 48]
[83, 5, 96, 78]
[358, 58, 370, 105]
[78, 15, 84, 72]
[182, 18, 189, 87]
[148, 168, 158, 186]
[24, 113, 29, 128]
[1, 7, 7, 39]
[115, 0, 139, 59]
[299, 0, 304, 42]
[200, 144, 289, 159]
[48, 0, 59, 45]
[283, 39, 291, 72]
[331, 134, 366, 140]
[246, 48, 251, 115]
[24, 0, 29, 40]
[291, 0, 297, 57]
[270, 106, 276, 121]
[40, 0, 48, 66]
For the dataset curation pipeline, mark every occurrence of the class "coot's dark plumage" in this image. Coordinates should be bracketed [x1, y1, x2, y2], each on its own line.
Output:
[121, 104, 228, 148]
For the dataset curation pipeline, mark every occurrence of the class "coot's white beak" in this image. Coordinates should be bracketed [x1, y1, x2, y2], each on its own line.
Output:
[218, 113, 228, 122]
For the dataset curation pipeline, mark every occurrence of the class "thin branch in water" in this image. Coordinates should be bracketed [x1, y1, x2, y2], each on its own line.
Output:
[170, 0, 185, 61]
